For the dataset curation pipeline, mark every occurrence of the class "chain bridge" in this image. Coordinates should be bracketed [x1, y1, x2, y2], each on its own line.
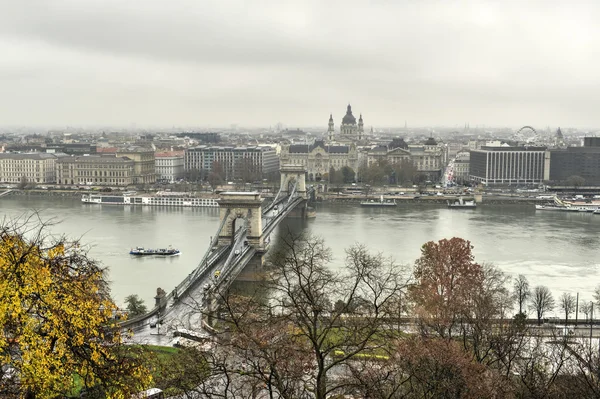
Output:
[121, 165, 313, 342]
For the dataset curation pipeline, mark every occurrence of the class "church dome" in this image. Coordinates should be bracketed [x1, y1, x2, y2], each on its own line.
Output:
[424, 137, 438, 146]
[341, 104, 356, 125]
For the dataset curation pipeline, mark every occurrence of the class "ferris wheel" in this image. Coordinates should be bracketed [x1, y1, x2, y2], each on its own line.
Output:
[515, 126, 539, 143]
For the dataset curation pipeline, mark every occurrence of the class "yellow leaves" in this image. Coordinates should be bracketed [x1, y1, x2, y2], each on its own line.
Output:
[0, 228, 151, 397]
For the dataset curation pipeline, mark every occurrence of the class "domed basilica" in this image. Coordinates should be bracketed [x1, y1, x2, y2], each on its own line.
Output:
[327, 104, 364, 143]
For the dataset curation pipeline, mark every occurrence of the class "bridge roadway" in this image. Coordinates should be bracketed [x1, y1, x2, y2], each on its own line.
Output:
[123, 190, 310, 345]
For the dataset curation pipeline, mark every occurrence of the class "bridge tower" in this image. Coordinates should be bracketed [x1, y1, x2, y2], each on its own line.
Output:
[279, 164, 307, 199]
[217, 192, 264, 248]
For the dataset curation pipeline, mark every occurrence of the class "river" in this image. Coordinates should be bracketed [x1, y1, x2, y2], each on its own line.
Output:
[1, 196, 599, 315]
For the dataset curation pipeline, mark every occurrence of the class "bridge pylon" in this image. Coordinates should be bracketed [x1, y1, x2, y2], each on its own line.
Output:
[217, 192, 264, 248]
[280, 164, 307, 199]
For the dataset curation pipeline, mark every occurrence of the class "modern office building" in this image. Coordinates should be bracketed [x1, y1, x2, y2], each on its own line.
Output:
[469, 146, 546, 185]
[184, 146, 279, 181]
[546, 138, 600, 185]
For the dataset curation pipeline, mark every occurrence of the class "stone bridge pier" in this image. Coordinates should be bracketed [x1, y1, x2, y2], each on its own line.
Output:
[280, 164, 307, 199]
[217, 192, 264, 248]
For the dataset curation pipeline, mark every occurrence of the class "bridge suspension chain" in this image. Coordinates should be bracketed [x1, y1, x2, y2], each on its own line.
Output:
[286, 181, 298, 205]
[188, 208, 231, 282]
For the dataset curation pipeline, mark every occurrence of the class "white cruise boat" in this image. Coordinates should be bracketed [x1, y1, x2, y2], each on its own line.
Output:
[82, 191, 219, 207]
[535, 196, 600, 212]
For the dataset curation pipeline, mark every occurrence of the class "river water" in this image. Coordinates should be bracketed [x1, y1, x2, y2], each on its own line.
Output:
[1, 196, 599, 315]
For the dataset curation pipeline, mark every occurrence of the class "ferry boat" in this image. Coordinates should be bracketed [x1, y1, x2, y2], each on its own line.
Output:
[535, 196, 600, 212]
[360, 195, 397, 207]
[447, 197, 476, 209]
[129, 246, 181, 256]
[82, 191, 219, 208]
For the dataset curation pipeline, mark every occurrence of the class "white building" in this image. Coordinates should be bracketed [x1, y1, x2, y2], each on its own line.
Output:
[155, 151, 184, 183]
[279, 140, 358, 182]
[0, 153, 58, 184]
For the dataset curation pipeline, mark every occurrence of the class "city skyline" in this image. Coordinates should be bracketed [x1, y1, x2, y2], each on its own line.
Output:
[1, 1, 600, 128]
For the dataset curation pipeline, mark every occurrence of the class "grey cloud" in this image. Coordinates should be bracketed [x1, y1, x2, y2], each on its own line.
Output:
[1, 1, 600, 127]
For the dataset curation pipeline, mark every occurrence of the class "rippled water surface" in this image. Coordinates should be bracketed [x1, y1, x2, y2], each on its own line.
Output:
[2, 196, 599, 314]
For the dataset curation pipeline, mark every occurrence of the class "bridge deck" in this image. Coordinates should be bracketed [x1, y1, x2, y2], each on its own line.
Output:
[123, 187, 314, 341]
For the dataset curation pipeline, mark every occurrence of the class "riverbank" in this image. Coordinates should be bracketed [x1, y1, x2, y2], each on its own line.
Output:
[319, 193, 544, 205]
[0, 188, 548, 206]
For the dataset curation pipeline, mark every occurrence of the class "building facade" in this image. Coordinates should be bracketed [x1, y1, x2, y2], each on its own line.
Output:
[469, 146, 546, 185]
[184, 146, 279, 181]
[546, 138, 600, 185]
[279, 140, 358, 181]
[453, 150, 470, 184]
[0, 153, 57, 184]
[115, 148, 155, 185]
[366, 146, 411, 167]
[55, 155, 134, 186]
[155, 151, 184, 183]
[364, 137, 445, 180]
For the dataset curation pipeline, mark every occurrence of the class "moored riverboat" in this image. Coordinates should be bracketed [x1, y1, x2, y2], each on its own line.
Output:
[82, 191, 218, 207]
[447, 197, 476, 209]
[360, 196, 397, 207]
[535, 196, 600, 212]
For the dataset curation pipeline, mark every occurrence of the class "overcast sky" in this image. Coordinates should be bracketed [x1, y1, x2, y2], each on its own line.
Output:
[1, 1, 599, 129]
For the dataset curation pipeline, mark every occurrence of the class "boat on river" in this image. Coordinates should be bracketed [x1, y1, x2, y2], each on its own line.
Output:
[447, 197, 476, 209]
[360, 195, 397, 207]
[129, 246, 181, 256]
[82, 191, 218, 208]
[535, 196, 600, 212]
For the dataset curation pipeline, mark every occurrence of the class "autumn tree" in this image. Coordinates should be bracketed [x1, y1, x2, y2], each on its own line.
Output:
[513, 274, 530, 315]
[410, 237, 484, 338]
[125, 294, 148, 317]
[210, 232, 409, 399]
[392, 159, 418, 185]
[395, 337, 510, 399]
[530, 285, 555, 325]
[340, 166, 355, 183]
[559, 292, 576, 324]
[0, 217, 151, 398]
[566, 175, 585, 188]
[207, 161, 225, 188]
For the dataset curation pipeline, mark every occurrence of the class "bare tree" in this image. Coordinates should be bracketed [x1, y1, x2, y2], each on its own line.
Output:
[213, 232, 410, 399]
[513, 274, 530, 315]
[581, 301, 592, 323]
[559, 292, 576, 324]
[530, 285, 555, 325]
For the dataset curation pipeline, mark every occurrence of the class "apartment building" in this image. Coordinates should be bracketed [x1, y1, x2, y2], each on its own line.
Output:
[184, 146, 279, 181]
[155, 151, 184, 183]
[0, 153, 58, 183]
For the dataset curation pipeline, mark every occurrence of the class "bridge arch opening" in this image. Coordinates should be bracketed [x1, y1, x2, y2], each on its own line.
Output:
[287, 177, 297, 196]
[231, 217, 246, 244]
